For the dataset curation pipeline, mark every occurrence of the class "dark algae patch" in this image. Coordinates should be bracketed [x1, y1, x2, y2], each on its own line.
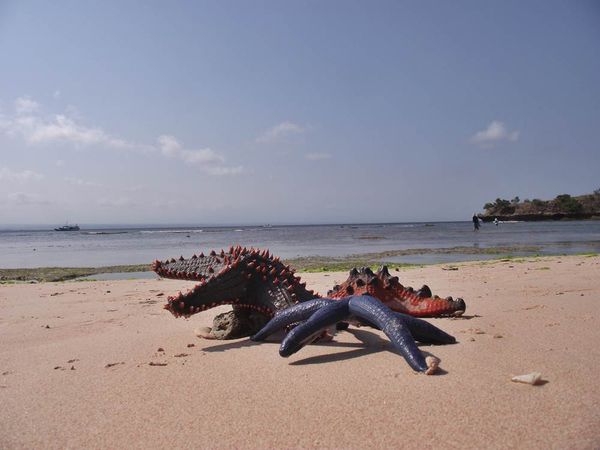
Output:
[0, 264, 150, 283]
[285, 245, 541, 272]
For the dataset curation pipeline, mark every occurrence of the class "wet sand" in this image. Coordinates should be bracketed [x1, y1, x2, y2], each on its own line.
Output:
[1, 255, 599, 449]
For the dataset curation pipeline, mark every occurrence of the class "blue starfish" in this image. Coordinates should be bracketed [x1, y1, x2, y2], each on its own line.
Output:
[252, 295, 457, 374]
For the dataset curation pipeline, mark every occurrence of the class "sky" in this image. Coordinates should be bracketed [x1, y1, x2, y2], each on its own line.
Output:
[0, 1, 599, 226]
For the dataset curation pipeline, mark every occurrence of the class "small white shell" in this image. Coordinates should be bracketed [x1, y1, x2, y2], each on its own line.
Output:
[511, 372, 543, 385]
[425, 356, 441, 375]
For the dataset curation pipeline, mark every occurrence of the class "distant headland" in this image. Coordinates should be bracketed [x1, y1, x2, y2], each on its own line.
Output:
[479, 190, 600, 222]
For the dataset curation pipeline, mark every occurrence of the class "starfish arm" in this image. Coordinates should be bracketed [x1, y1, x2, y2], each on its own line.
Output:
[348, 295, 429, 373]
[279, 299, 351, 357]
[251, 298, 335, 342]
[394, 313, 457, 345]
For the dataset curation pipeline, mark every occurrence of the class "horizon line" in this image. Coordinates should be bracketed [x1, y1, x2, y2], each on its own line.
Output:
[0, 220, 473, 230]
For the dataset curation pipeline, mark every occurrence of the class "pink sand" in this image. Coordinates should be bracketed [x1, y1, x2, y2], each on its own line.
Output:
[1, 255, 599, 449]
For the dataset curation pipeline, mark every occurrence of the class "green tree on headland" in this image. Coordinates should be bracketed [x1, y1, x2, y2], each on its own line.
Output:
[481, 191, 599, 220]
[554, 194, 583, 213]
[483, 198, 514, 214]
[531, 199, 547, 208]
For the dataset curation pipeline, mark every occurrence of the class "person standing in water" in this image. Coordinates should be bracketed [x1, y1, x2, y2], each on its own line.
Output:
[472, 214, 480, 231]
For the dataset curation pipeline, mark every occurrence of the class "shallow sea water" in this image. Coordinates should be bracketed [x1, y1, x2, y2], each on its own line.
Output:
[1, 221, 599, 268]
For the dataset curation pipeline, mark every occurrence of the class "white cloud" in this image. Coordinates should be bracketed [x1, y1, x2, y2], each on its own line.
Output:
[53, 90, 61, 100]
[29, 114, 104, 144]
[305, 152, 332, 161]
[2, 110, 136, 149]
[0, 167, 44, 183]
[1, 96, 243, 175]
[28, 115, 135, 149]
[256, 121, 305, 143]
[157, 134, 180, 157]
[1, 97, 140, 151]
[470, 120, 519, 147]
[6, 192, 52, 205]
[56, 160, 65, 167]
[15, 96, 40, 115]
[158, 135, 224, 164]
[157, 135, 241, 175]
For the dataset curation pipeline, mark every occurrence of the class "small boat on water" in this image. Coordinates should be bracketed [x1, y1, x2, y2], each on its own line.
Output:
[54, 224, 80, 231]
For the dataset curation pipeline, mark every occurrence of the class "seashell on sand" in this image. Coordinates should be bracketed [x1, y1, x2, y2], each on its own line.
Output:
[425, 356, 441, 375]
[511, 372, 543, 385]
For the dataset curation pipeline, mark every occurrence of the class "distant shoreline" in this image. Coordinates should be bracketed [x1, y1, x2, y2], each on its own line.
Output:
[1, 217, 599, 232]
[480, 213, 600, 222]
[481, 192, 600, 221]
[0, 221, 471, 232]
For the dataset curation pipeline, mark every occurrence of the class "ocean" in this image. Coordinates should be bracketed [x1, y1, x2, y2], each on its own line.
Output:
[1, 220, 599, 269]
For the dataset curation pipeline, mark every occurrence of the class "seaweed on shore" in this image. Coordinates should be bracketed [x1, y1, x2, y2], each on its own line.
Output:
[1, 245, 576, 282]
[285, 245, 542, 272]
[0, 264, 150, 283]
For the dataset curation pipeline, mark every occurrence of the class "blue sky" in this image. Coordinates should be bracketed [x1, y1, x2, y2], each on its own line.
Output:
[0, 1, 598, 225]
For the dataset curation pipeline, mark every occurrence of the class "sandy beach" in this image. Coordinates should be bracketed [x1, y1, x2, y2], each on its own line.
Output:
[1, 255, 599, 449]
